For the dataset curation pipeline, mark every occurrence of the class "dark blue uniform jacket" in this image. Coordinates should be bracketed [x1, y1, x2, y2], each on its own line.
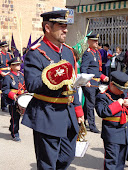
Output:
[95, 88, 128, 144]
[22, 39, 82, 137]
[2, 70, 25, 103]
[80, 48, 105, 85]
[0, 51, 12, 70]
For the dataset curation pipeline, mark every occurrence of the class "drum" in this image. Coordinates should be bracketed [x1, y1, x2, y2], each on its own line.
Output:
[17, 93, 33, 116]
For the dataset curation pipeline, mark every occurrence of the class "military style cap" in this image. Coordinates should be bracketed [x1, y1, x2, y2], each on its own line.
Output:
[110, 71, 128, 91]
[40, 10, 69, 24]
[7, 57, 22, 66]
[86, 34, 99, 40]
[0, 41, 8, 47]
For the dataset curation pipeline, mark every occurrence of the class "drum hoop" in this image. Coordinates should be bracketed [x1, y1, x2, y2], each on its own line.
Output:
[17, 93, 33, 108]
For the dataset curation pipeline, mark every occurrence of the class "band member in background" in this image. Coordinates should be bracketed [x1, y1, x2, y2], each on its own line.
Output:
[103, 44, 112, 77]
[0, 41, 13, 112]
[98, 43, 107, 75]
[81, 34, 109, 133]
[96, 71, 128, 169]
[2, 57, 25, 142]
[22, 10, 84, 170]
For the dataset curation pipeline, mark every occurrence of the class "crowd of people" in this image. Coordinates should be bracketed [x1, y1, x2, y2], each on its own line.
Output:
[98, 43, 128, 77]
[0, 9, 128, 170]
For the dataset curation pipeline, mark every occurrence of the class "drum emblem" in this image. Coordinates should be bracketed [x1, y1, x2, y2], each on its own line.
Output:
[55, 68, 65, 77]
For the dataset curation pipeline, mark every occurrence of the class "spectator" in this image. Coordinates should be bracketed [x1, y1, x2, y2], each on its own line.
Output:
[115, 46, 125, 72]
[104, 44, 112, 77]
[124, 50, 128, 74]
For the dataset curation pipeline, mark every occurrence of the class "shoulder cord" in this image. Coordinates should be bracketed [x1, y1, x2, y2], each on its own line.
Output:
[37, 46, 77, 77]
[0, 53, 3, 64]
[105, 92, 128, 115]
[62, 43, 77, 76]
[6, 53, 12, 67]
[90, 50, 102, 71]
[9, 73, 25, 94]
[37, 48, 52, 62]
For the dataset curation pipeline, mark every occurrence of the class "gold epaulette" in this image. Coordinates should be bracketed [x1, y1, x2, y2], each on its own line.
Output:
[7, 52, 12, 54]
[87, 48, 91, 52]
[0, 67, 10, 71]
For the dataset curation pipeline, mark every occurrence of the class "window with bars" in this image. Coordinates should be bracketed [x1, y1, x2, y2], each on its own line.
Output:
[87, 15, 128, 53]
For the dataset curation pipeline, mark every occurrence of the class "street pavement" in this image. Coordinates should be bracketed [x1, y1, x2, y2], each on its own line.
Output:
[0, 109, 128, 170]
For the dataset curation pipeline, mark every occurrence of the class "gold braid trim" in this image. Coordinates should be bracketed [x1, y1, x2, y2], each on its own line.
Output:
[112, 81, 128, 89]
[42, 60, 75, 90]
[49, 18, 68, 22]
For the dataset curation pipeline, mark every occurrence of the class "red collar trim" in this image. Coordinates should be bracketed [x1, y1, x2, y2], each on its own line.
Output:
[43, 36, 62, 53]
[89, 47, 96, 53]
[11, 69, 18, 76]
[1, 51, 7, 55]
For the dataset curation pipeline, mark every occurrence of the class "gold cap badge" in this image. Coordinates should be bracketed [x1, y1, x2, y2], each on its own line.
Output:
[65, 10, 69, 20]
[124, 81, 128, 87]
[17, 57, 20, 61]
[96, 34, 99, 38]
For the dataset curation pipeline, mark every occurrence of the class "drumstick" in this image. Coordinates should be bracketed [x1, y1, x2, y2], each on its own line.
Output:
[90, 85, 99, 87]
[16, 84, 25, 95]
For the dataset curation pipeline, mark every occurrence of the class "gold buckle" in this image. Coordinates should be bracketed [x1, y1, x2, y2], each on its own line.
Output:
[68, 96, 73, 105]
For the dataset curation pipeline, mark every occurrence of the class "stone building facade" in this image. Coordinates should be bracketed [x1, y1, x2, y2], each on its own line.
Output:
[0, 0, 66, 53]
[66, 0, 128, 52]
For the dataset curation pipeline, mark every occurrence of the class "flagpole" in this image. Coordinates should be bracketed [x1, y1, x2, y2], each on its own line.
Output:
[20, 12, 23, 56]
[8, 22, 12, 50]
[85, 19, 90, 37]
[0, 21, 1, 41]
[15, 12, 23, 56]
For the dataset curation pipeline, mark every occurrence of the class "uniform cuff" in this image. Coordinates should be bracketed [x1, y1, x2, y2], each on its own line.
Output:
[100, 74, 106, 81]
[108, 54, 113, 57]
[108, 101, 122, 115]
[8, 91, 15, 100]
[75, 105, 84, 117]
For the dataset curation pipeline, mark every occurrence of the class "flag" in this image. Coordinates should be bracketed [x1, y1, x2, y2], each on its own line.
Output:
[11, 33, 17, 49]
[20, 35, 42, 73]
[27, 34, 31, 49]
[30, 35, 42, 48]
[11, 33, 20, 57]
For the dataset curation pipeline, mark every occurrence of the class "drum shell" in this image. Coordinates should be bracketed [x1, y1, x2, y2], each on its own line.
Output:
[17, 93, 33, 116]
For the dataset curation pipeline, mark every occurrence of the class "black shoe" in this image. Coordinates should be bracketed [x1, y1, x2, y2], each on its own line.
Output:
[90, 128, 100, 133]
[12, 137, 21, 142]
[2, 107, 8, 112]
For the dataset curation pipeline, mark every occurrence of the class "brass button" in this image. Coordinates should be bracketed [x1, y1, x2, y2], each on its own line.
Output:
[125, 126, 127, 129]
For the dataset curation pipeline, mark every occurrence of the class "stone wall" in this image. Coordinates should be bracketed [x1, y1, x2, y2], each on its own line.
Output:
[0, 0, 66, 52]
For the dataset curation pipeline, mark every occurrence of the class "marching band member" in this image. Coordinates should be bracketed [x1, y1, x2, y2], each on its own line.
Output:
[22, 10, 84, 170]
[80, 34, 109, 133]
[2, 57, 25, 142]
[95, 71, 128, 169]
[0, 41, 13, 112]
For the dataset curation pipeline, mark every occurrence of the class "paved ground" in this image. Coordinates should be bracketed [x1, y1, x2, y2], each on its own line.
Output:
[0, 109, 128, 170]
